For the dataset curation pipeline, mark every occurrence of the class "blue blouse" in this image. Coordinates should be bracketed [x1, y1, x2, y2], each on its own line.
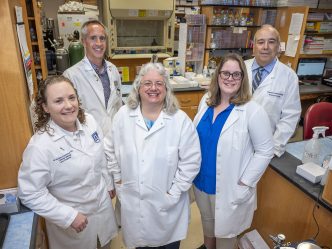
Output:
[194, 104, 234, 194]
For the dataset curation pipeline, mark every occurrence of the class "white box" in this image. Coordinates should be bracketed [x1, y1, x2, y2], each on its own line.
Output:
[296, 162, 326, 183]
[239, 229, 269, 249]
[0, 188, 20, 213]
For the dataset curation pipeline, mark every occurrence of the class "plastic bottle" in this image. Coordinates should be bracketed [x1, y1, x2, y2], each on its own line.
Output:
[302, 126, 329, 165]
[203, 66, 209, 78]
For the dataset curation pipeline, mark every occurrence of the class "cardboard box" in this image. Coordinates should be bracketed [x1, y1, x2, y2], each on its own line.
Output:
[0, 188, 20, 213]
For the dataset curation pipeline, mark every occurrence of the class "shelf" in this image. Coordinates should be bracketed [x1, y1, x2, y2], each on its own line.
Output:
[35, 65, 41, 69]
[207, 24, 261, 28]
[206, 47, 252, 51]
[305, 32, 332, 35]
[307, 20, 332, 22]
[176, 4, 199, 7]
[27, 17, 34, 20]
[31, 41, 38, 45]
[300, 53, 332, 58]
[200, 4, 277, 9]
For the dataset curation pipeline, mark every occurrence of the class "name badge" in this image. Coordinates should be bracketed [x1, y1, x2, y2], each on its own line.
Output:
[53, 150, 73, 163]
[267, 91, 284, 98]
[92, 131, 100, 143]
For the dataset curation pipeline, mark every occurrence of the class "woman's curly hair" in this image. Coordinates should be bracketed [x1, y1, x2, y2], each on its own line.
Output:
[34, 75, 85, 134]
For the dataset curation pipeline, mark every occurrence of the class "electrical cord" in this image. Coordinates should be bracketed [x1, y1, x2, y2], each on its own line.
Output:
[311, 185, 322, 241]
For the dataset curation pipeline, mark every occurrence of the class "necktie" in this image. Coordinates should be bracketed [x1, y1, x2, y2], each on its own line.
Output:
[252, 67, 264, 92]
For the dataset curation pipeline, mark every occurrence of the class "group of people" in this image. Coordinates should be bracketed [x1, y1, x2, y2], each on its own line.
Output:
[17, 19, 301, 249]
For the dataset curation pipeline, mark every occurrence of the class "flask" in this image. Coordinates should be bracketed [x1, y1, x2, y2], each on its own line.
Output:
[302, 126, 329, 165]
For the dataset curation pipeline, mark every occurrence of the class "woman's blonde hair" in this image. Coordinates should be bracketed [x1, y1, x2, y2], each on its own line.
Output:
[34, 75, 85, 134]
[126, 62, 179, 114]
[207, 53, 251, 106]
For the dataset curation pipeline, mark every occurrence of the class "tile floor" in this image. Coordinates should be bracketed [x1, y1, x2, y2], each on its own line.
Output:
[110, 126, 304, 249]
[110, 202, 203, 249]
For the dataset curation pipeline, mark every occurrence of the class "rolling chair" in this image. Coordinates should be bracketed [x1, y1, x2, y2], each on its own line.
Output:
[303, 102, 332, 140]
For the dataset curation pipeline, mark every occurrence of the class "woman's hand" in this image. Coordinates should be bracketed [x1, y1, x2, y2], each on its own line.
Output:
[108, 190, 116, 199]
[71, 212, 88, 233]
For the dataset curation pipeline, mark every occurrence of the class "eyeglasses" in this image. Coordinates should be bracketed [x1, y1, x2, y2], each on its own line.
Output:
[219, 71, 243, 80]
[141, 80, 165, 89]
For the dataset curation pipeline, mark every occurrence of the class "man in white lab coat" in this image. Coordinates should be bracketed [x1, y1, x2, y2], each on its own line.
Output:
[245, 24, 301, 157]
[63, 20, 122, 136]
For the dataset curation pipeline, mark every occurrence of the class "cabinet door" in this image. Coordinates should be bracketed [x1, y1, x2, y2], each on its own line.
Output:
[181, 106, 199, 120]
[175, 91, 200, 107]
[36, 217, 48, 249]
[175, 90, 205, 120]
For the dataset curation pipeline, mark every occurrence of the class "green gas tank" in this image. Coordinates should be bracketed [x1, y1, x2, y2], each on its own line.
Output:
[68, 40, 84, 66]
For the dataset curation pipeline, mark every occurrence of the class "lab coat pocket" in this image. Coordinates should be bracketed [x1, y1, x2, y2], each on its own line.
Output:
[160, 192, 180, 211]
[231, 184, 255, 205]
[116, 181, 136, 206]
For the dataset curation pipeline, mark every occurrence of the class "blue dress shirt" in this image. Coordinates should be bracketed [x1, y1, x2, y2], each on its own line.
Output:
[252, 58, 277, 84]
[194, 104, 234, 194]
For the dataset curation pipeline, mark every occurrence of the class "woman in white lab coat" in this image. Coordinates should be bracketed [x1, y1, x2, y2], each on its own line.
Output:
[18, 75, 118, 249]
[193, 53, 274, 249]
[104, 62, 201, 249]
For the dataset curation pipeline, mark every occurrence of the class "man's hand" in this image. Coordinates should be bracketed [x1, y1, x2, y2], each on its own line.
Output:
[71, 213, 88, 233]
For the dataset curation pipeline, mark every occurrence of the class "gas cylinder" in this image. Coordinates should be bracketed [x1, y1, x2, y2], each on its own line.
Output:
[55, 47, 69, 74]
[68, 41, 84, 66]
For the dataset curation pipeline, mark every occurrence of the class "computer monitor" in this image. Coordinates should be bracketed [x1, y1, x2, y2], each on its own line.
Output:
[296, 58, 327, 82]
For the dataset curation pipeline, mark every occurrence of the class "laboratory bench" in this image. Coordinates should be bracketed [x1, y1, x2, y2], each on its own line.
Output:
[300, 84, 332, 101]
[1, 205, 47, 249]
[251, 138, 332, 248]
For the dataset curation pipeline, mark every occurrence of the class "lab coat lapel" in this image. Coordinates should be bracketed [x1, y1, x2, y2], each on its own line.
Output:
[83, 57, 106, 108]
[220, 106, 240, 135]
[50, 120, 89, 155]
[145, 113, 167, 138]
[133, 107, 148, 131]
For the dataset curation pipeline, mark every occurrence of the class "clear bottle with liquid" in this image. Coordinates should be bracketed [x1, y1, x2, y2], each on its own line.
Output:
[302, 126, 329, 165]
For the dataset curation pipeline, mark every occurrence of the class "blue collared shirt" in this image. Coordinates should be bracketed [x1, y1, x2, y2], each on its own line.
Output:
[89, 59, 111, 108]
[252, 58, 277, 84]
[194, 104, 234, 194]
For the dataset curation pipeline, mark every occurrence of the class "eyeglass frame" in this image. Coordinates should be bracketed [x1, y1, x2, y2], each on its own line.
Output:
[219, 71, 243, 80]
[141, 80, 166, 89]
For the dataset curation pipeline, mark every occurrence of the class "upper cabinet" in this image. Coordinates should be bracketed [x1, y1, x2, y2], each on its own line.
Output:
[201, 3, 277, 65]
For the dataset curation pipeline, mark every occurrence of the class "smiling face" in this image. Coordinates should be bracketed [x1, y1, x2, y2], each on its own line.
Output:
[42, 81, 79, 132]
[82, 24, 106, 65]
[253, 26, 280, 67]
[138, 69, 166, 108]
[218, 59, 242, 100]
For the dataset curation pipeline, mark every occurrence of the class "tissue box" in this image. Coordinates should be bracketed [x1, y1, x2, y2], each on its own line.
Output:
[296, 162, 326, 183]
[0, 188, 20, 213]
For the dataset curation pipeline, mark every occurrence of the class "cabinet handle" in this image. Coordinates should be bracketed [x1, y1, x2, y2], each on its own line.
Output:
[180, 99, 191, 103]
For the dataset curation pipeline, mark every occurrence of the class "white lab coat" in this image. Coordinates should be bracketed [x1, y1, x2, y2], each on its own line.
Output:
[104, 105, 201, 248]
[245, 58, 301, 157]
[194, 95, 274, 238]
[18, 113, 118, 249]
[63, 57, 123, 135]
